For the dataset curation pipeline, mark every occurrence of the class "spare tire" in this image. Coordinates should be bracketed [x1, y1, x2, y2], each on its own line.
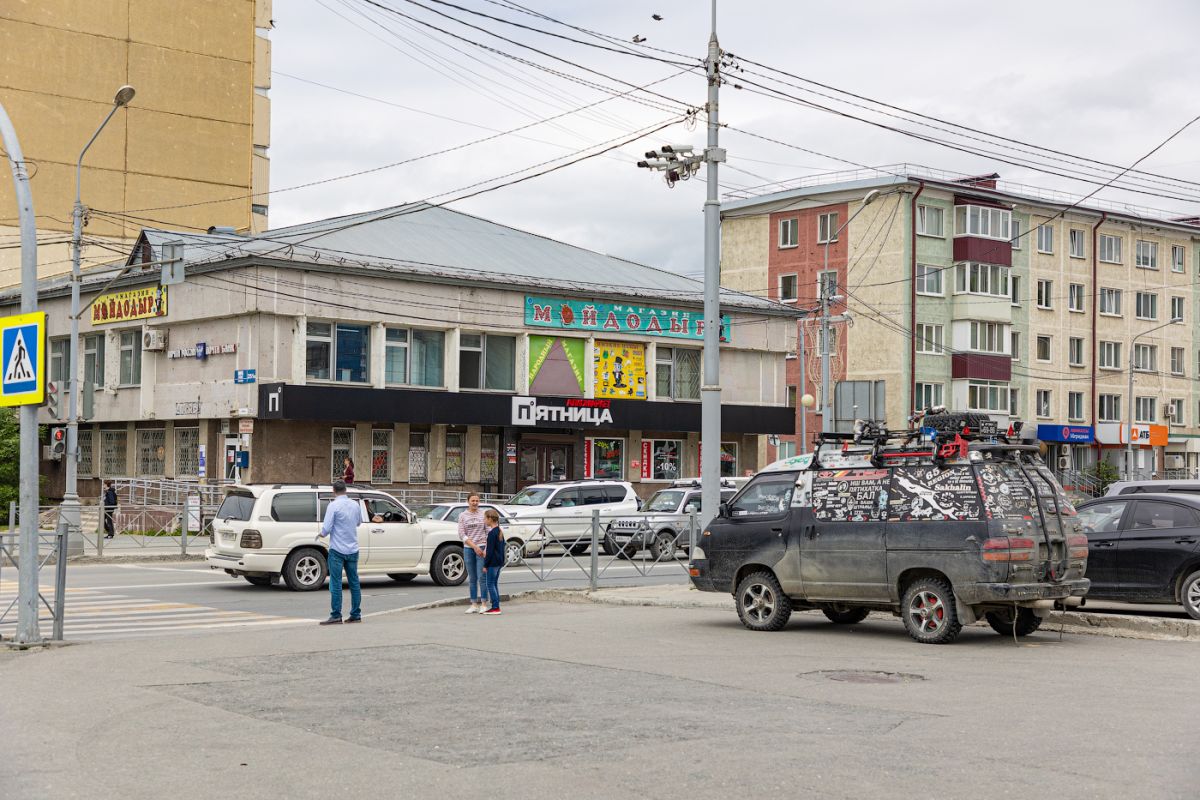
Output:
[921, 411, 995, 435]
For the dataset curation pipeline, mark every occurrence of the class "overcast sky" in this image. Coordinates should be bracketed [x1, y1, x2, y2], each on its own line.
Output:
[268, 0, 1200, 276]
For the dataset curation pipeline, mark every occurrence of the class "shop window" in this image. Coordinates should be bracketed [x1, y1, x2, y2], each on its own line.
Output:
[445, 432, 465, 484]
[307, 321, 370, 383]
[588, 438, 624, 480]
[136, 429, 165, 476]
[119, 330, 142, 386]
[409, 432, 429, 484]
[372, 429, 392, 484]
[77, 429, 94, 477]
[480, 434, 499, 485]
[720, 442, 739, 478]
[331, 428, 354, 482]
[175, 427, 199, 478]
[459, 333, 516, 391]
[101, 430, 127, 477]
[656, 347, 700, 400]
[649, 439, 683, 481]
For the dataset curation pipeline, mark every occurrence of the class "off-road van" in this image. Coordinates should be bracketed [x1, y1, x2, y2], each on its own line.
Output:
[688, 413, 1090, 644]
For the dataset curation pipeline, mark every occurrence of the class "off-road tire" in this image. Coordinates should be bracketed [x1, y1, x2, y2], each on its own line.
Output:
[431, 545, 467, 586]
[504, 538, 525, 567]
[821, 606, 871, 625]
[601, 530, 616, 556]
[1180, 570, 1200, 621]
[921, 411, 994, 435]
[735, 571, 792, 632]
[649, 531, 678, 562]
[387, 573, 417, 583]
[984, 607, 1043, 636]
[243, 575, 273, 587]
[283, 548, 327, 592]
[900, 577, 963, 644]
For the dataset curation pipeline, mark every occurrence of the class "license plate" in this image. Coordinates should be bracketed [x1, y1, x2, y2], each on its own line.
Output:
[978, 419, 998, 435]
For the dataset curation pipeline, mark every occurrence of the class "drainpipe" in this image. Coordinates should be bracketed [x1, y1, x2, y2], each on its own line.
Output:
[1090, 212, 1107, 471]
[908, 180, 925, 416]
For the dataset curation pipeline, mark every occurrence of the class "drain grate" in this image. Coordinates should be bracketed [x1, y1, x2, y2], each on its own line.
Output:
[800, 670, 925, 684]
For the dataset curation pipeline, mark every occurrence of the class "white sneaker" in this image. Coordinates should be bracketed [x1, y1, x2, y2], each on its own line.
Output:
[465, 604, 478, 614]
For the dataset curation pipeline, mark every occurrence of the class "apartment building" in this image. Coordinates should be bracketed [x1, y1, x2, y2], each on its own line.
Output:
[0, 0, 272, 284]
[721, 167, 1200, 478]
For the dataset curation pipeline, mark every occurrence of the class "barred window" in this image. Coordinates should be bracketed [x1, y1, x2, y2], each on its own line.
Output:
[101, 430, 127, 477]
[480, 434, 499, 484]
[331, 428, 354, 482]
[77, 429, 95, 477]
[372, 429, 392, 484]
[136, 429, 166, 476]
[409, 432, 428, 484]
[445, 432, 465, 484]
[175, 427, 199, 478]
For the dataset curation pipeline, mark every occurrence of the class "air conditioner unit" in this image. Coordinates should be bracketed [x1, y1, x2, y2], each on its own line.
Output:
[143, 327, 167, 351]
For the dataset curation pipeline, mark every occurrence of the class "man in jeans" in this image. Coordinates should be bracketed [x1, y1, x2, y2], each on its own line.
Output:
[457, 494, 488, 614]
[317, 480, 362, 625]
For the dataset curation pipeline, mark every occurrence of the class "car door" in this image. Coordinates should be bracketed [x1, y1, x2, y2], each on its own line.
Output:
[1117, 500, 1200, 601]
[543, 488, 585, 542]
[707, 473, 797, 593]
[802, 469, 890, 601]
[362, 495, 424, 569]
[1076, 499, 1130, 596]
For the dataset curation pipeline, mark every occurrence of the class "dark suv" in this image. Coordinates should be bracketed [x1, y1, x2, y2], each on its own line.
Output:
[689, 415, 1091, 644]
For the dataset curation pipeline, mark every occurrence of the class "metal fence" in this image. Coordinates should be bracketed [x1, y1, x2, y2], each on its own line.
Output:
[0, 520, 68, 643]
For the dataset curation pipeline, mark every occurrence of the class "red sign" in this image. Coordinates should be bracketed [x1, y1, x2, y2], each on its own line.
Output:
[583, 441, 592, 478]
[641, 440, 652, 479]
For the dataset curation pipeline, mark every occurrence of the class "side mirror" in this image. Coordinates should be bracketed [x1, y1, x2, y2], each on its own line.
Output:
[718, 501, 730, 518]
[548, 499, 563, 509]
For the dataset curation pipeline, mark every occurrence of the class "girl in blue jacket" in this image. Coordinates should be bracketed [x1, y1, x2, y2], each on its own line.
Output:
[481, 509, 506, 615]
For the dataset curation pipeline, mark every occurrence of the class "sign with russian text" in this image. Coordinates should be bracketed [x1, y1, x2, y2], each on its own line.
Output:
[512, 396, 615, 428]
[1036, 424, 1094, 444]
[594, 340, 646, 400]
[91, 285, 167, 325]
[524, 296, 729, 342]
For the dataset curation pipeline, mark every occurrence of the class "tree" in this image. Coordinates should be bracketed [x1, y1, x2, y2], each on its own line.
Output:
[1086, 459, 1121, 496]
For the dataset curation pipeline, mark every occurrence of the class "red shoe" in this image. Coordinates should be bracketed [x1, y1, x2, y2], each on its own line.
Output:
[484, 608, 502, 615]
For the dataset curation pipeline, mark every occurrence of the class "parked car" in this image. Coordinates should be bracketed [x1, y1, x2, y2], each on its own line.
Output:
[1075, 493, 1200, 619]
[689, 413, 1091, 644]
[205, 484, 468, 590]
[498, 480, 639, 553]
[411, 501, 545, 565]
[1105, 479, 1200, 497]
[606, 479, 738, 560]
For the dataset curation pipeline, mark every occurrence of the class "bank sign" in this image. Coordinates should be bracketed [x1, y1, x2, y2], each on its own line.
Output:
[1036, 424, 1094, 444]
[524, 296, 729, 342]
[512, 396, 614, 427]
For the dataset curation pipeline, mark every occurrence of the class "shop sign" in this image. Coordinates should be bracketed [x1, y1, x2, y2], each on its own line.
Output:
[1036, 424, 1094, 444]
[594, 340, 646, 400]
[1095, 423, 1169, 446]
[167, 342, 237, 360]
[91, 285, 167, 325]
[505, 442, 517, 464]
[512, 396, 614, 427]
[525, 295, 729, 342]
[238, 418, 254, 434]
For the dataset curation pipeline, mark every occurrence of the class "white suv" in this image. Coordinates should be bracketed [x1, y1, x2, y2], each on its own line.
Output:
[498, 480, 640, 554]
[205, 485, 467, 591]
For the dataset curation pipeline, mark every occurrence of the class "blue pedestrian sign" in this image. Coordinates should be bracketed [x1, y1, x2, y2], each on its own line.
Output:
[0, 312, 45, 407]
[234, 369, 257, 384]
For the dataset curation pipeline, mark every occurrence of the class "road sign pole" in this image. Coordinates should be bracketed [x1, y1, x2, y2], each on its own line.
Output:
[0, 102, 43, 644]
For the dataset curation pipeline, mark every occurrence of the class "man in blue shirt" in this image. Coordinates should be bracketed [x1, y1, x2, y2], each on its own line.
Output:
[317, 480, 362, 625]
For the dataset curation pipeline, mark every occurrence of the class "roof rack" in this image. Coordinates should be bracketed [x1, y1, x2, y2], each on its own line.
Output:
[810, 414, 1029, 470]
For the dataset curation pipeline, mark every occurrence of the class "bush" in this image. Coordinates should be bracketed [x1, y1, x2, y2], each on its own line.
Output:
[1086, 460, 1121, 495]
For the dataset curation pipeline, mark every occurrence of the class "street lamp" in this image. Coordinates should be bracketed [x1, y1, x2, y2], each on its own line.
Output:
[1125, 316, 1179, 480]
[64, 85, 135, 547]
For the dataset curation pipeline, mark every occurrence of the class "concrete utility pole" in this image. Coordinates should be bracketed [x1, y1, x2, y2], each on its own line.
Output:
[0, 102, 43, 644]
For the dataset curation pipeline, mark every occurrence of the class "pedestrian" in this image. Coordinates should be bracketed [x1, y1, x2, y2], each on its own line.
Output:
[481, 509, 505, 615]
[457, 493, 488, 613]
[102, 480, 118, 539]
[316, 480, 361, 625]
[342, 457, 355, 485]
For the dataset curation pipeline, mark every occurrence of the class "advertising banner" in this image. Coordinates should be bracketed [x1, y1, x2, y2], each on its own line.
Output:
[525, 295, 729, 342]
[91, 285, 167, 325]
[594, 340, 646, 400]
[528, 334, 586, 396]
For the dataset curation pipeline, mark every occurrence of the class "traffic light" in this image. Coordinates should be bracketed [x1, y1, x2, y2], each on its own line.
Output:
[49, 427, 66, 461]
[46, 380, 61, 420]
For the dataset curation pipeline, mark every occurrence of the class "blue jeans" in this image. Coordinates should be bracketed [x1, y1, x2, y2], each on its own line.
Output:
[484, 565, 502, 610]
[328, 549, 361, 619]
[464, 546, 484, 603]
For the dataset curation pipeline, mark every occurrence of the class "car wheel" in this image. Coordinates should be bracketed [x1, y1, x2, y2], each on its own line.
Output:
[431, 546, 467, 586]
[601, 529, 615, 556]
[504, 539, 525, 567]
[734, 571, 792, 632]
[821, 606, 870, 625]
[900, 577, 963, 644]
[283, 548, 327, 592]
[649, 531, 678, 561]
[984, 607, 1043, 637]
[243, 575, 273, 587]
[387, 573, 417, 583]
[1181, 570, 1200, 621]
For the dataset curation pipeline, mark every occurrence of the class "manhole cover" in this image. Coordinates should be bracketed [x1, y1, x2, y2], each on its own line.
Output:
[800, 670, 925, 684]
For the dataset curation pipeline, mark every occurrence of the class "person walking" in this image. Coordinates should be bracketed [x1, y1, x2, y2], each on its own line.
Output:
[316, 480, 362, 625]
[102, 480, 118, 540]
[342, 457, 355, 485]
[457, 493, 488, 614]
[481, 509, 505, 615]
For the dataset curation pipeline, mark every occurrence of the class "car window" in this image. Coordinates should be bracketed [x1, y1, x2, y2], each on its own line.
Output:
[550, 488, 581, 508]
[217, 492, 255, 521]
[645, 490, 686, 513]
[271, 492, 318, 523]
[604, 486, 628, 503]
[363, 495, 407, 523]
[728, 476, 794, 517]
[683, 493, 701, 514]
[412, 504, 444, 520]
[1077, 500, 1126, 534]
[444, 506, 466, 522]
[813, 469, 888, 522]
[509, 487, 554, 506]
[580, 486, 611, 505]
[320, 492, 362, 522]
[1129, 501, 1199, 530]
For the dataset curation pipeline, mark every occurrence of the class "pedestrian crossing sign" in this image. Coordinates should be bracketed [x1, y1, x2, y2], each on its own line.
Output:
[0, 312, 45, 407]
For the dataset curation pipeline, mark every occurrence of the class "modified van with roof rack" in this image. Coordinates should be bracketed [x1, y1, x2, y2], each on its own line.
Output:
[688, 410, 1091, 644]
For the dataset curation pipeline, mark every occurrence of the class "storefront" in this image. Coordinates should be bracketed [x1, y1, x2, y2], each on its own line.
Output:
[1095, 423, 1170, 478]
[1035, 424, 1095, 472]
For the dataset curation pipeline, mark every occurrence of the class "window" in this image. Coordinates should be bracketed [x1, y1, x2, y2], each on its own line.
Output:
[1135, 240, 1158, 269]
[479, 434, 499, 485]
[968, 380, 1009, 413]
[1036, 279, 1053, 309]
[1171, 296, 1185, 322]
[818, 269, 838, 300]
[915, 323, 943, 354]
[1099, 287, 1122, 316]
[272, 493, 318, 523]
[916, 204, 944, 237]
[1135, 396, 1156, 423]
[408, 432, 428, 483]
[306, 321, 369, 383]
[1037, 223, 1053, 253]
[589, 438, 624, 480]
[727, 474, 795, 517]
[1068, 283, 1085, 312]
[1171, 244, 1185, 273]
[77, 428, 94, 477]
[1036, 390, 1052, 418]
[786, 385, 797, 407]
[1069, 229, 1086, 258]
[100, 429, 127, 477]
[1131, 500, 1199, 529]
[1135, 292, 1158, 320]
[1010, 274, 1021, 306]
[1099, 234, 1122, 263]
[970, 321, 1006, 354]
[954, 262, 1010, 296]
[1010, 219, 1022, 249]
[445, 432, 465, 484]
[817, 212, 839, 244]
[778, 218, 798, 248]
[174, 427, 199, 478]
[779, 274, 798, 302]
[49, 338, 67, 384]
[656, 346, 701, 400]
[1009, 387, 1021, 417]
[720, 442, 739, 478]
[954, 204, 1012, 240]
[649, 439, 683, 481]
[135, 428, 165, 476]
[385, 328, 445, 387]
[119, 330, 141, 386]
[1171, 347, 1186, 376]
[1098, 394, 1121, 422]
[915, 264, 943, 295]
[1168, 399, 1185, 426]
[331, 428, 354, 482]
[1099, 341, 1122, 370]
[371, 429, 392, 483]
[1068, 391, 1084, 422]
[459, 333, 515, 391]
[1133, 343, 1157, 373]
[1036, 335, 1052, 362]
[777, 441, 796, 460]
[1010, 330, 1021, 361]
[914, 382, 943, 410]
[83, 333, 105, 387]
[1069, 337, 1084, 367]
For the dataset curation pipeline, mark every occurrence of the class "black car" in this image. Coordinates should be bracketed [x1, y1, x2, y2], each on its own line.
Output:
[1075, 493, 1200, 619]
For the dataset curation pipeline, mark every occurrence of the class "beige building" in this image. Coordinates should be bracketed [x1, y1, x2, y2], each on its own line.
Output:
[0, 0, 272, 286]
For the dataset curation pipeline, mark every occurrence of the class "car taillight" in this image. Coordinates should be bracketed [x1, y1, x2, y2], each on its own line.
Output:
[1066, 534, 1089, 559]
[240, 530, 262, 549]
[982, 537, 1035, 561]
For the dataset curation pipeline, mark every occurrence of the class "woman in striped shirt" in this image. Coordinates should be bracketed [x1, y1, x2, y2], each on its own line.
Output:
[457, 494, 489, 614]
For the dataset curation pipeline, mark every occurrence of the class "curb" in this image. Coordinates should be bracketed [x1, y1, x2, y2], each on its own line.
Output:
[1048, 609, 1198, 641]
[69, 553, 206, 565]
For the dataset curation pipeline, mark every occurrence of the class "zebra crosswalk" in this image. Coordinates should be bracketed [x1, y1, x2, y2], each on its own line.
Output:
[0, 580, 309, 641]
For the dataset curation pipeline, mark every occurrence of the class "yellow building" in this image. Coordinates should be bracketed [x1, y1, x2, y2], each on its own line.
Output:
[0, 0, 271, 285]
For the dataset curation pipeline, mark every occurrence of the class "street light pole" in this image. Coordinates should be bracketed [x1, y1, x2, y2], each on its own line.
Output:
[1125, 317, 1177, 480]
[65, 86, 135, 550]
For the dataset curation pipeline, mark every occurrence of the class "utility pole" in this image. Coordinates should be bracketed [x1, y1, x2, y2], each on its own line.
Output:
[0, 102, 43, 644]
[1126, 317, 1177, 479]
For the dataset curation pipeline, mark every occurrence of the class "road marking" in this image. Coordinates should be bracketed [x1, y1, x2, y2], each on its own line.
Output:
[108, 564, 217, 573]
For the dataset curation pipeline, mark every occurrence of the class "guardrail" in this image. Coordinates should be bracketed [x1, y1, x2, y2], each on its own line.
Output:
[0, 521, 68, 643]
[9, 501, 218, 557]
